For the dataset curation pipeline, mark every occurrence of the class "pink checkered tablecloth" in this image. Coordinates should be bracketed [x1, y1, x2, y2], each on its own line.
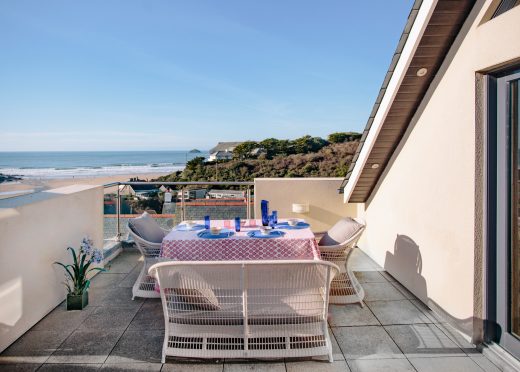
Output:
[160, 219, 320, 261]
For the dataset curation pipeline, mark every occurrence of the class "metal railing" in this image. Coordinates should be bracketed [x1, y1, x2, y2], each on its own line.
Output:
[103, 181, 255, 241]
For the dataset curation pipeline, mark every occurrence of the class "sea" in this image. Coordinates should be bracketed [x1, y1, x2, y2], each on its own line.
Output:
[0, 151, 208, 179]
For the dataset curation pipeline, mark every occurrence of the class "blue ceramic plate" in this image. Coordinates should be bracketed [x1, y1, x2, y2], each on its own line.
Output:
[275, 222, 310, 230]
[197, 229, 234, 239]
[247, 230, 286, 239]
[175, 224, 205, 231]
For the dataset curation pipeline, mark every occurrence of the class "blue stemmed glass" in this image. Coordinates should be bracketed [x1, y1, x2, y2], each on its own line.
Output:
[204, 215, 210, 229]
[235, 217, 241, 232]
[272, 210, 278, 225]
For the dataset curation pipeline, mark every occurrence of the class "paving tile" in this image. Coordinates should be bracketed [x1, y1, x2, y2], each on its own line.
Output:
[105, 253, 140, 274]
[366, 300, 431, 325]
[348, 250, 380, 271]
[384, 324, 465, 358]
[31, 303, 94, 333]
[390, 282, 416, 300]
[162, 363, 223, 372]
[469, 355, 502, 372]
[435, 323, 480, 355]
[362, 283, 406, 301]
[78, 306, 140, 331]
[286, 360, 350, 371]
[128, 299, 165, 331]
[0, 364, 42, 371]
[223, 362, 285, 371]
[332, 326, 404, 360]
[118, 264, 142, 288]
[409, 300, 442, 323]
[101, 362, 162, 371]
[87, 288, 114, 306]
[98, 287, 145, 308]
[105, 329, 163, 364]
[408, 356, 485, 372]
[47, 329, 123, 364]
[0, 330, 72, 364]
[347, 358, 416, 372]
[379, 271, 397, 282]
[354, 271, 387, 283]
[38, 364, 102, 371]
[328, 304, 380, 327]
[89, 273, 127, 289]
[328, 327, 344, 361]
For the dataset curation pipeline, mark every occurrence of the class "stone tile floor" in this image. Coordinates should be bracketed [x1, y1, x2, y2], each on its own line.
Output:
[0, 248, 502, 371]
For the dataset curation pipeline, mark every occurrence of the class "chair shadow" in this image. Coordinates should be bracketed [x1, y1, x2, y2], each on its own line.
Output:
[384, 234, 428, 303]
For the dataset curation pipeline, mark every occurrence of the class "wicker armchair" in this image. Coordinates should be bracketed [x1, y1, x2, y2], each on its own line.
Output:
[128, 222, 168, 299]
[149, 260, 339, 363]
[315, 218, 366, 306]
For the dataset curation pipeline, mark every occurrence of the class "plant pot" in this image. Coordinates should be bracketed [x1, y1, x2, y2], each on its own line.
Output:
[66, 291, 88, 310]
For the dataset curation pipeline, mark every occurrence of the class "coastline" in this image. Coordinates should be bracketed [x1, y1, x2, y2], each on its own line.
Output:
[0, 172, 171, 199]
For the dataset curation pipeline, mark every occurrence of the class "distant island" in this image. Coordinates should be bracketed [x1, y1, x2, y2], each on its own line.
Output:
[189, 149, 201, 153]
[155, 132, 361, 184]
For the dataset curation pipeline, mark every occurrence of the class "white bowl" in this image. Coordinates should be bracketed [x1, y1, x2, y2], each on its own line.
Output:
[287, 219, 299, 226]
[210, 227, 221, 236]
[184, 220, 197, 229]
[259, 227, 270, 235]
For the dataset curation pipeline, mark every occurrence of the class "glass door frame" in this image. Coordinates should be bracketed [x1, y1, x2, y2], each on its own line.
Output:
[488, 70, 520, 358]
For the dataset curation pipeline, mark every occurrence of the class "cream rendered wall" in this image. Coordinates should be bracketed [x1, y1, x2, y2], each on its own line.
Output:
[354, 3, 520, 337]
[0, 185, 104, 352]
[255, 178, 356, 232]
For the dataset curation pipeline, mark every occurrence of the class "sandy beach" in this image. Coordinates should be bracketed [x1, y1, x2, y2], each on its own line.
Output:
[0, 172, 171, 199]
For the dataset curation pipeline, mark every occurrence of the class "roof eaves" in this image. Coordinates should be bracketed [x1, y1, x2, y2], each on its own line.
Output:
[338, 0, 428, 196]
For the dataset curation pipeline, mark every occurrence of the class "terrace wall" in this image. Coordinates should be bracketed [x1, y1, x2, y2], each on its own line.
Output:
[0, 185, 104, 352]
[255, 178, 355, 232]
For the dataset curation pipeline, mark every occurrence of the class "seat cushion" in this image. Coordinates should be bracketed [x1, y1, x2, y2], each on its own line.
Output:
[129, 212, 164, 243]
[318, 217, 363, 246]
[171, 288, 221, 311]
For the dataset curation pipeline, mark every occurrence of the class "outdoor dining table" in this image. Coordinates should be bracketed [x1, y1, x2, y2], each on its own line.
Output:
[159, 219, 321, 261]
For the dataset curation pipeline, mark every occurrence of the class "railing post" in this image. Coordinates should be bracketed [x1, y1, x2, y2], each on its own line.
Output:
[246, 186, 251, 220]
[116, 183, 121, 241]
[180, 187, 186, 222]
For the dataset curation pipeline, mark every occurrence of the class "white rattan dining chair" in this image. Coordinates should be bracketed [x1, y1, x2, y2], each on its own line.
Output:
[149, 260, 339, 363]
[315, 217, 366, 306]
[127, 220, 168, 299]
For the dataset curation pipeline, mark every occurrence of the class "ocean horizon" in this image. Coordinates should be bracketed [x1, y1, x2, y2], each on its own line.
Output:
[0, 150, 208, 179]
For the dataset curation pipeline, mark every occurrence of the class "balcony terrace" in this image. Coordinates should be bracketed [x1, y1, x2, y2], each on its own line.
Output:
[0, 247, 500, 372]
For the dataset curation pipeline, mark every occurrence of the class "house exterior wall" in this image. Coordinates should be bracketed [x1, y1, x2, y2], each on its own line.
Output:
[0, 185, 104, 352]
[353, 2, 520, 340]
[255, 178, 356, 232]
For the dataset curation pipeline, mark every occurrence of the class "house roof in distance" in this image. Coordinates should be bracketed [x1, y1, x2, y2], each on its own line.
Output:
[209, 142, 243, 154]
[129, 184, 161, 191]
[339, 0, 475, 202]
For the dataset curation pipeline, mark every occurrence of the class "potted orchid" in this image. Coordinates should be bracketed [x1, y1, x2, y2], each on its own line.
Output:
[54, 237, 104, 310]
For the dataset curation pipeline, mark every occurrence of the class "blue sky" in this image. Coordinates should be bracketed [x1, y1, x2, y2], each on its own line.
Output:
[0, 0, 414, 151]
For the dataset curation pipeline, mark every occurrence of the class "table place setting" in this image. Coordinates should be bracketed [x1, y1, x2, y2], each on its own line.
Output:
[174, 220, 205, 231]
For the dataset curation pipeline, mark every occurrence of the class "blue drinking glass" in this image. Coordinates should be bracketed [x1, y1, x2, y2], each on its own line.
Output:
[269, 213, 276, 228]
[261, 200, 269, 226]
[204, 215, 210, 229]
[235, 217, 241, 232]
[272, 210, 278, 225]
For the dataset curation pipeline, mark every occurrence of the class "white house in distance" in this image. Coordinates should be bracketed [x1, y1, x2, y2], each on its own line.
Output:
[207, 142, 243, 161]
[207, 189, 245, 199]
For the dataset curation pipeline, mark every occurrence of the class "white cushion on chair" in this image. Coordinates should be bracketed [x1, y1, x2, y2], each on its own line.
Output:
[318, 217, 363, 246]
[129, 212, 164, 243]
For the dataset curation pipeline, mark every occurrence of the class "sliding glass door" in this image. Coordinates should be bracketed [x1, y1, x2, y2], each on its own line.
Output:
[493, 71, 520, 358]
